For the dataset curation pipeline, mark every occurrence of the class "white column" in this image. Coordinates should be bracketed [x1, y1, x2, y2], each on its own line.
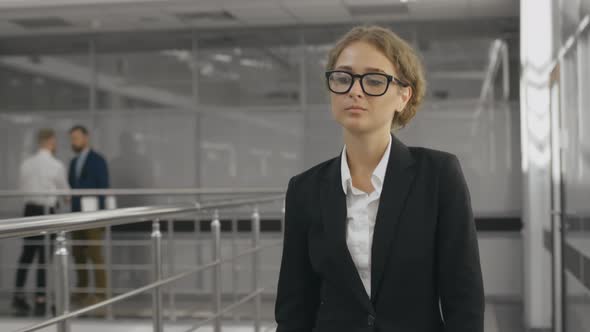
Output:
[520, 0, 555, 328]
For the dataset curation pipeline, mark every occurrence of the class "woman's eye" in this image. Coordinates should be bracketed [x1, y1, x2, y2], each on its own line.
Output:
[335, 76, 351, 84]
[366, 78, 385, 86]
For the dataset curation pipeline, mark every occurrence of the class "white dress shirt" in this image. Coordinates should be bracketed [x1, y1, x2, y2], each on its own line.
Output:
[19, 149, 70, 207]
[341, 135, 391, 297]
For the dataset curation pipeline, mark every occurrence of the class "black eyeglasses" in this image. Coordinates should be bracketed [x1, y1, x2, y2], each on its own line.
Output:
[325, 70, 409, 97]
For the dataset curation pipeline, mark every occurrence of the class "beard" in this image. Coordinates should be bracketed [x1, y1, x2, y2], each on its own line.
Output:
[71, 145, 84, 153]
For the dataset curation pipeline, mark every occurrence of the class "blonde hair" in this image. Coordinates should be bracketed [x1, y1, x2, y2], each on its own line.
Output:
[326, 25, 426, 129]
[37, 128, 55, 145]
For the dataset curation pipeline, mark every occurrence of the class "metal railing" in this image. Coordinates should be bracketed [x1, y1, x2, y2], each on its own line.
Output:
[546, 14, 590, 332]
[548, 210, 590, 332]
[0, 188, 285, 198]
[0, 193, 286, 332]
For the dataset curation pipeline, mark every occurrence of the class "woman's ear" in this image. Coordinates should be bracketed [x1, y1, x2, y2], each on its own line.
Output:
[399, 86, 413, 110]
[402, 86, 412, 102]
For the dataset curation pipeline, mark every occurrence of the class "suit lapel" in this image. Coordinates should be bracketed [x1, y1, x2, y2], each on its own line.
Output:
[370, 135, 416, 302]
[320, 154, 374, 314]
[79, 150, 91, 181]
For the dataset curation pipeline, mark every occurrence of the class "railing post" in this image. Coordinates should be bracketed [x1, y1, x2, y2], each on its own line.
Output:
[54, 231, 70, 332]
[211, 210, 222, 332]
[231, 217, 238, 321]
[252, 205, 261, 332]
[152, 219, 164, 332]
[105, 225, 113, 320]
[43, 195, 52, 318]
[167, 219, 177, 321]
[195, 215, 203, 291]
[551, 210, 564, 332]
[43, 232, 52, 318]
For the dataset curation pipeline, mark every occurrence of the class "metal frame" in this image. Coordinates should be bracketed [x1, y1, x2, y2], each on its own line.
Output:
[549, 15, 590, 332]
[0, 194, 285, 332]
[0, 188, 284, 198]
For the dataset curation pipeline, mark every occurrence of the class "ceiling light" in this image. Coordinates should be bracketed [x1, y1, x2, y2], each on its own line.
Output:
[213, 54, 232, 63]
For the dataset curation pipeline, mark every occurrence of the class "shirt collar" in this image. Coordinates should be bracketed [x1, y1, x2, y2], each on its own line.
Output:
[341, 134, 392, 195]
[38, 148, 52, 157]
[78, 147, 90, 159]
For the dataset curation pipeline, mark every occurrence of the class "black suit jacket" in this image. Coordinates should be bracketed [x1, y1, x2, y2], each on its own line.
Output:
[68, 149, 110, 212]
[275, 135, 484, 332]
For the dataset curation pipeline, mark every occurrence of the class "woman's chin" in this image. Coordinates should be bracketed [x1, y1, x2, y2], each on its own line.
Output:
[340, 120, 371, 134]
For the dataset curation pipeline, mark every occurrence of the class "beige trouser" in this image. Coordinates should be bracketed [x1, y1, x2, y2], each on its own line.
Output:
[71, 228, 107, 296]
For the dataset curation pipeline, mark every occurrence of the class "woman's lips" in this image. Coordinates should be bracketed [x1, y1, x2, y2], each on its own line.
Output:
[345, 106, 367, 113]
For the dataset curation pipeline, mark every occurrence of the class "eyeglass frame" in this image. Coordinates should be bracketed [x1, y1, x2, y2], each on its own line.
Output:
[324, 70, 409, 97]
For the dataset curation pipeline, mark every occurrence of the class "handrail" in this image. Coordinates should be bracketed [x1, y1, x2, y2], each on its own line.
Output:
[0, 195, 284, 239]
[523, 15, 590, 81]
[479, 39, 510, 103]
[15, 241, 283, 332]
[1, 194, 286, 332]
[551, 210, 590, 219]
[0, 187, 285, 197]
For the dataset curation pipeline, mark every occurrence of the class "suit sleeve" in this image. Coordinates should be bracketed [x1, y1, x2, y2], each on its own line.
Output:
[275, 177, 321, 332]
[437, 155, 484, 332]
[97, 156, 109, 189]
[68, 159, 75, 187]
[96, 156, 110, 210]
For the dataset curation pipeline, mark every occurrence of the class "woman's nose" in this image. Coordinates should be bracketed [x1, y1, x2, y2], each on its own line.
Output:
[348, 78, 364, 97]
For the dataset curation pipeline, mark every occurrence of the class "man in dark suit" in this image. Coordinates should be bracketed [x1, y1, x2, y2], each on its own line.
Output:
[68, 125, 109, 307]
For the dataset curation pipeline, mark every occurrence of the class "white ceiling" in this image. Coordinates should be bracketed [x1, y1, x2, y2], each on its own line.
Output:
[0, 0, 518, 37]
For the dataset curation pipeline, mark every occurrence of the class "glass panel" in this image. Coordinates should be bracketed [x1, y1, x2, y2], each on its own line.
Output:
[304, 25, 353, 105]
[199, 107, 303, 188]
[0, 54, 90, 111]
[0, 50, 91, 218]
[96, 44, 193, 110]
[197, 29, 301, 106]
[398, 99, 520, 215]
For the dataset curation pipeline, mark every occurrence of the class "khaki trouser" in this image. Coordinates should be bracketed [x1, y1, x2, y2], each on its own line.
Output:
[71, 228, 107, 296]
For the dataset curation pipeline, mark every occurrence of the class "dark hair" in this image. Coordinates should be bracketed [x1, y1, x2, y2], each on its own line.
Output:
[69, 125, 89, 135]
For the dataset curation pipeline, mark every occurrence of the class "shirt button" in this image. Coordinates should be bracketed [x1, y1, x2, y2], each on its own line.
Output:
[367, 314, 375, 326]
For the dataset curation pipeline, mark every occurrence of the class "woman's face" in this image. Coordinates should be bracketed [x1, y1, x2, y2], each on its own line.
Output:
[329, 41, 412, 135]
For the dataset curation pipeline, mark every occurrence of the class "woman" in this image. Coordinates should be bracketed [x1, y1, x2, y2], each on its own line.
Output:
[275, 26, 484, 332]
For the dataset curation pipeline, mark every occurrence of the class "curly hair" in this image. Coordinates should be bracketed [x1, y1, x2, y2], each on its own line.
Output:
[326, 26, 427, 130]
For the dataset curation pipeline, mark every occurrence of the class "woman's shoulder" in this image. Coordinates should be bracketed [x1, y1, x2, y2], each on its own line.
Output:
[293, 156, 338, 182]
[407, 146, 462, 172]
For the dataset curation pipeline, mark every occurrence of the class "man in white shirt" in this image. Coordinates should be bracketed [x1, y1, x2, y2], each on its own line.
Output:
[13, 128, 69, 317]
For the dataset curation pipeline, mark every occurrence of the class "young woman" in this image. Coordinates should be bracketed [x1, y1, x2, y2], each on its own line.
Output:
[275, 26, 484, 332]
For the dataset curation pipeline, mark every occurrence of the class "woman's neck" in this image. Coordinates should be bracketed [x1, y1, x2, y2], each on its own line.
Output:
[343, 129, 391, 178]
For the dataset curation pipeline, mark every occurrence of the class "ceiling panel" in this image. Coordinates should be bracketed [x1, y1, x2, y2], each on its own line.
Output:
[410, 1, 470, 20]
[282, 3, 351, 24]
[0, 0, 166, 9]
[468, 0, 518, 18]
[228, 6, 296, 26]
[0, 0, 518, 37]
